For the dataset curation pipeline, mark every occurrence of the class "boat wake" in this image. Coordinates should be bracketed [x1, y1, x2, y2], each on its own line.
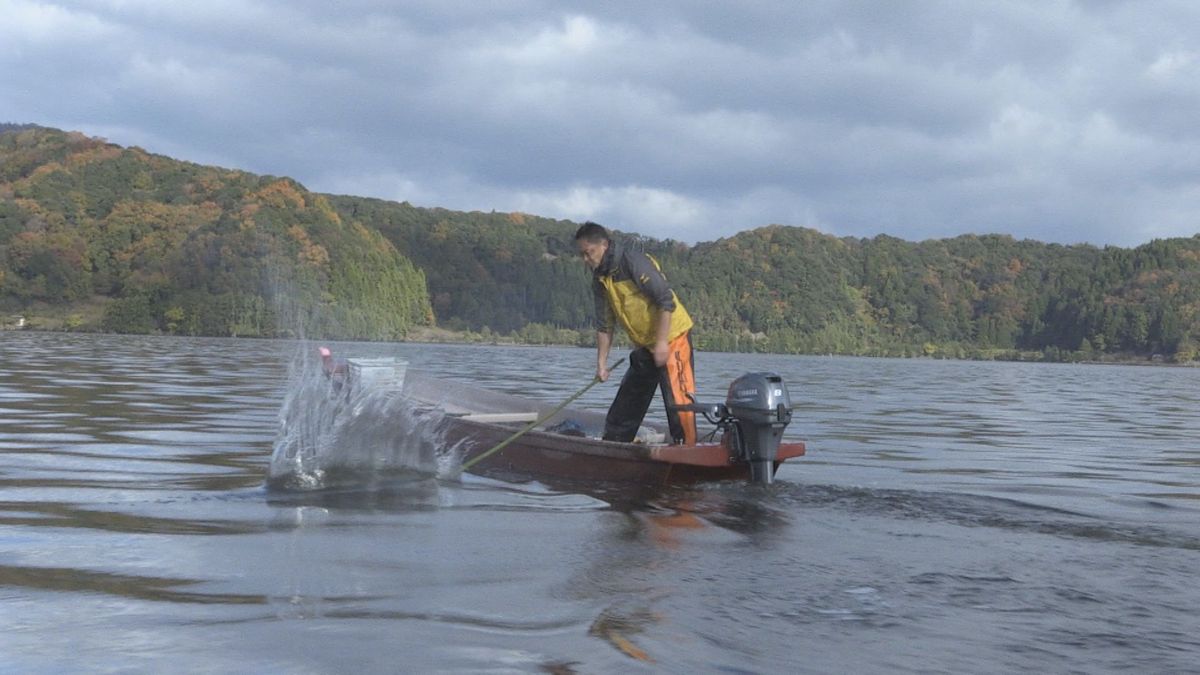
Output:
[267, 348, 459, 491]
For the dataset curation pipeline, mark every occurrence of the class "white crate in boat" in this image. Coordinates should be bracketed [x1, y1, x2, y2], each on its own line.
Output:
[347, 358, 408, 390]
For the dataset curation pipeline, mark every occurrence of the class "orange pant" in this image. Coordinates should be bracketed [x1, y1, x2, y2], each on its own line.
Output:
[664, 332, 697, 445]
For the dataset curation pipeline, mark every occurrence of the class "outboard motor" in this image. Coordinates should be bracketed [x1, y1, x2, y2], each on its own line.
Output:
[674, 372, 794, 484]
[725, 373, 793, 484]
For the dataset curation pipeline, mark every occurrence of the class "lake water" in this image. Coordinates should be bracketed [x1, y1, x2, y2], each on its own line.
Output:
[1, 332, 1198, 673]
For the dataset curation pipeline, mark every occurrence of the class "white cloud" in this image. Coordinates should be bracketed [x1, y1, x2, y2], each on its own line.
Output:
[3, 1, 1200, 247]
[513, 184, 704, 237]
[319, 170, 436, 206]
[1147, 50, 1198, 80]
[501, 14, 601, 64]
[0, 0, 114, 45]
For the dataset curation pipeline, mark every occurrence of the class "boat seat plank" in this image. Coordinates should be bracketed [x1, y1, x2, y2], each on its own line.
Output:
[458, 412, 540, 423]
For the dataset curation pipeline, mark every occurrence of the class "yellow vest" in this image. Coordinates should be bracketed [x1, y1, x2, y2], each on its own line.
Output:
[598, 254, 693, 347]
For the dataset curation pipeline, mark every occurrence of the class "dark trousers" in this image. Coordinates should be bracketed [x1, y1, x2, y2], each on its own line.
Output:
[603, 334, 696, 445]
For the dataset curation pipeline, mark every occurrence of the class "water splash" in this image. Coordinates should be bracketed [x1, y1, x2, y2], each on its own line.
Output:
[267, 347, 453, 491]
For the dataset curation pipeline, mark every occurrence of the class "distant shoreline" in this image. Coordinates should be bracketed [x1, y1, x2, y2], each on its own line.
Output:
[4, 323, 1192, 367]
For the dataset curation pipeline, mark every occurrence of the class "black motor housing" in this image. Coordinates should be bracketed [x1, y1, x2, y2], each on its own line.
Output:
[725, 373, 793, 484]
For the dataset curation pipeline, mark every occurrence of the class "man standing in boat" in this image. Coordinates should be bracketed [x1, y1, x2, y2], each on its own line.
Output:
[575, 222, 697, 446]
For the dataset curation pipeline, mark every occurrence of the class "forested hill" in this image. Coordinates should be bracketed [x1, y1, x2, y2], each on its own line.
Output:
[659, 228, 1200, 360]
[3, 126, 1198, 362]
[328, 195, 1200, 362]
[0, 126, 431, 339]
[328, 195, 592, 336]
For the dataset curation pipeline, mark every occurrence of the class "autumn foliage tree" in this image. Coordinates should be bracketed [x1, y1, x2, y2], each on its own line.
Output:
[0, 126, 431, 339]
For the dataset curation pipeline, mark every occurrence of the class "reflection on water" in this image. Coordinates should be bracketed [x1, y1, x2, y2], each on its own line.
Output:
[0, 563, 268, 605]
[265, 473, 444, 514]
[1, 332, 1198, 672]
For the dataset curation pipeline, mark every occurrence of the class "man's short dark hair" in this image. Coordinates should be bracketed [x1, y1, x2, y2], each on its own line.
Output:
[574, 221, 610, 244]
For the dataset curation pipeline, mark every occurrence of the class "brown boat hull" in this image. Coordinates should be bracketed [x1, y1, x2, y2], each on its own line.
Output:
[442, 415, 806, 484]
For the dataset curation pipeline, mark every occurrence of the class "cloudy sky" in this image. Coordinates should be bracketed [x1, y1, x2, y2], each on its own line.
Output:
[3, 1, 1199, 246]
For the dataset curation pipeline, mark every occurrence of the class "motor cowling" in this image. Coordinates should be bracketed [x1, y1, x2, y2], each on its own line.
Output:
[725, 373, 793, 484]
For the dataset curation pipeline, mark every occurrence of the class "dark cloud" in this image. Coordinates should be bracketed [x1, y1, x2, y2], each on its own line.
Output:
[2, 0, 1199, 245]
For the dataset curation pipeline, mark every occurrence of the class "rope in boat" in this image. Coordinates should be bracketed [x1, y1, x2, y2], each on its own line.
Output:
[460, 357, 627, 472]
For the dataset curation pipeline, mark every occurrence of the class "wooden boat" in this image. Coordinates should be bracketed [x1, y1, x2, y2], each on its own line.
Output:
[384, 364, 807, 486]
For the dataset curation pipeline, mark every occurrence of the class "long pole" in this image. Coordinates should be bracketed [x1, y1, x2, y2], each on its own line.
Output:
[460, 357, 626, 472]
